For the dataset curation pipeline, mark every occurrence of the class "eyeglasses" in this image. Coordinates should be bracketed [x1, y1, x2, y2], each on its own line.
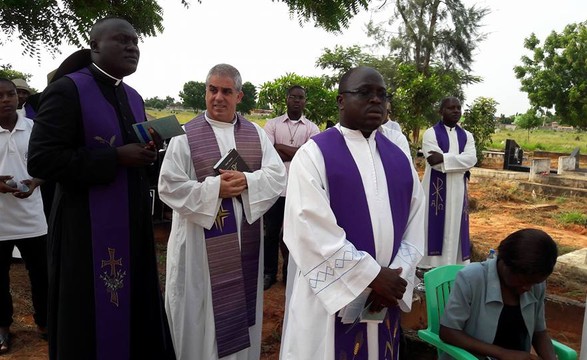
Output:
[339, 88, 390, 102]
[287, 95, 306, 101]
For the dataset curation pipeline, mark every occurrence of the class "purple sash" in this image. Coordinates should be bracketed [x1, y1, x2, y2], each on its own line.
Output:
[67, 67, 144, 360]
[24, 102, 37, 119]
[313, 128, 413, 360]
[427, 122, 470, 260]
[185, 113, 262, 357]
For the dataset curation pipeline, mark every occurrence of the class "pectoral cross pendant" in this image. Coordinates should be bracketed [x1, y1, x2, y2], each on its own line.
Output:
[290, 139, 293, 144]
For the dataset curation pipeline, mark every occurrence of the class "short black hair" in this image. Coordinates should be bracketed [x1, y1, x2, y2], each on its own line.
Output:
[439, 97, 460, 110]
[497, 228, 558, 277]
[0, 78, 17, 90]
[287, 85, 305, 95]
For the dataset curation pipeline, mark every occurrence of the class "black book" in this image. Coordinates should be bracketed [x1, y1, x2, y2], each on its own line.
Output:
[213, 148, 251, 174]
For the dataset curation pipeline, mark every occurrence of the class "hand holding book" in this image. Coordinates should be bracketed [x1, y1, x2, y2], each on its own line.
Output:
[213, 148, 251, 174]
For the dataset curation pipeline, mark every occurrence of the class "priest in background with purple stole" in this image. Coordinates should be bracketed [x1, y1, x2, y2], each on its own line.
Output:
[419, 97, 477, 268]
[28, 17, 176, 360]
[280, 66, 426, 360]
[158, 63, 286, 360]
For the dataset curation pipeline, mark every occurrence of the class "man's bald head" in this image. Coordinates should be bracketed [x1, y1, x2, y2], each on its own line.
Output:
[89, 17, 140, 78]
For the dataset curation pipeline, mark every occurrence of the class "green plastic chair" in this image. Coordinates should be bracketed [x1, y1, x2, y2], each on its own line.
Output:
[416, 264, 578, 360]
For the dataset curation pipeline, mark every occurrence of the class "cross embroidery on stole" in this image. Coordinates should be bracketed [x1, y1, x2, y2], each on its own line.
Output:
[100, 248, 126, 306]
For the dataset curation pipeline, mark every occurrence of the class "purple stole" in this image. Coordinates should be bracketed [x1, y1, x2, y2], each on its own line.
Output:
[427, 122, 471, 260]
[313, 128, 413, 360]
[67, 67, 145, 360]
[24, 103, 37, 119]
[185, 113, 262, 358]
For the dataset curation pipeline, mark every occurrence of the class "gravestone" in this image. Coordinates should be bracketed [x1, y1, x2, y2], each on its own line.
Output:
[570, 147, 580, 170]
[503, 139, 529, 172]
[558, 156, 576, 174]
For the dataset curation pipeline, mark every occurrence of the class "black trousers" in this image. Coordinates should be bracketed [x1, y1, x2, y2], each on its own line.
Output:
[0, 235, 48, 328]
[263, 197, 287, 279]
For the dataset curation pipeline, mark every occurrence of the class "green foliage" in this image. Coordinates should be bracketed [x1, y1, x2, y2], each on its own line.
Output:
[461, 97, 498, 165]
[279, 0, 369, 32]
[237, 82, 257, 115]
[490, 128, 587, 153]
[0, 65, 31, 81]
[514, 22, 587, 129]
[257, 73, 337, 125]
[145, 96, 175, 110]
[514, 109, 543, 142]
[557, 212, 587, 226]
[0, 0, 186, 58]
[316, 45, 472, 144]
[391, 63, 468, 144]
[316, 45, 380, 88]
[179, 81, 206, 111]
[5, 0, 374, 59]
[368, 0, 489, 74]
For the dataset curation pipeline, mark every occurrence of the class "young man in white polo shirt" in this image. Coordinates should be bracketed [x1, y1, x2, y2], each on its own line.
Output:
[0, 78, 48, 353]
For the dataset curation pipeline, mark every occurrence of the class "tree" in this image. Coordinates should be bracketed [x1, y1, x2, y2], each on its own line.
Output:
[0, 65, 31, 81]
[461, 97, 498, 165]
[144, 96, 175, 109]
[368, 0, 487, 142]
[179, 81, 206, 111]
[514, 109, 543, 142]
[0, 0, 178, 58]
[316, 46, 470, 145]
[237, 82, 257, 115]
[514, 22, 587, 129]
[258, 73, 337, 125]
[3, 0, 369, 59]
[368, 0, 488, 75]
[392, 63, 468, 145]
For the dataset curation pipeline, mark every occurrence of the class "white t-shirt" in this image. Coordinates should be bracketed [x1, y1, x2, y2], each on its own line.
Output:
[0, 113, 47, 240]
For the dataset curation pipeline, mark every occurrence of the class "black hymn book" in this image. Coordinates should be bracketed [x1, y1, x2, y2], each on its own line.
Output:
[213, 148, 251, 175]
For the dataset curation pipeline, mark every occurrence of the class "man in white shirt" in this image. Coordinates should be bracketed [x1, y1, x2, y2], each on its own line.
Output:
[159, 63, 286, 360]
[280, 66, 425, 360]
[262, 85, 320, 290]
[0, 78, 48, 353]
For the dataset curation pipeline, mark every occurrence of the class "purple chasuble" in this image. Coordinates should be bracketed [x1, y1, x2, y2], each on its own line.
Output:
[185, 113, 262, 358]
[313, 128, 413, 360]
[67, 67, 144, 360]
[427, 121, 471, 260]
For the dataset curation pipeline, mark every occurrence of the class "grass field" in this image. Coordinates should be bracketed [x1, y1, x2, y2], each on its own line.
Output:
[490, 128, 586, 153]
[146, 109, 271, 127]
[146, 108, 586, 153]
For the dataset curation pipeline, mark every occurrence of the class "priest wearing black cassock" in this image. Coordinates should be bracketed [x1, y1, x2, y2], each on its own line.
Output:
[28, 17, 176, 360]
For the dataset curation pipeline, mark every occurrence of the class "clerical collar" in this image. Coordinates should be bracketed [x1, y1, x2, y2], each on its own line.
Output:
[204, 111, 237, 125]
[92, 63, 122, 86]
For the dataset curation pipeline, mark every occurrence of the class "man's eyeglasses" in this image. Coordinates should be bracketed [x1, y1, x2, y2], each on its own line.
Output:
[287, 95, 306, 101]
[339, 88, 391, 102]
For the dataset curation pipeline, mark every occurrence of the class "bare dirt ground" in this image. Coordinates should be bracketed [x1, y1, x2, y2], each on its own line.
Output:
[4, 162, 586, 359]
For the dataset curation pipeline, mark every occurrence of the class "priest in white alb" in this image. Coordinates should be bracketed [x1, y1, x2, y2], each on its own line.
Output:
[158, 64, 286, 360]
[280, 66, 425, 360]
[419, 97, 477, 267]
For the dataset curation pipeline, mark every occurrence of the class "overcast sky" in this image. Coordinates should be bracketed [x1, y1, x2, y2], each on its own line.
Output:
[2, 0, 586, 116]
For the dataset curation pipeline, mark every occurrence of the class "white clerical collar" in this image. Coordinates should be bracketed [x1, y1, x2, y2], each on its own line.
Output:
[337, 123, 377, 140]
[204, 111, 237, 126]
[92, 63, 122, 86]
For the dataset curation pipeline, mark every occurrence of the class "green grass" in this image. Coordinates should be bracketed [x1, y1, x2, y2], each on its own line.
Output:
[146, 108, 270, 127]
[490, 128, 586, 153]
[557, 211, 587, 226]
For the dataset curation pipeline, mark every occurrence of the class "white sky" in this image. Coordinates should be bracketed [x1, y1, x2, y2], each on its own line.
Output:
[2, 0, 586, 116]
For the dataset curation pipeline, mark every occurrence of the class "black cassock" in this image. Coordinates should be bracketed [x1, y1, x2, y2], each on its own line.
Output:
[28, 66, 175, 360]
